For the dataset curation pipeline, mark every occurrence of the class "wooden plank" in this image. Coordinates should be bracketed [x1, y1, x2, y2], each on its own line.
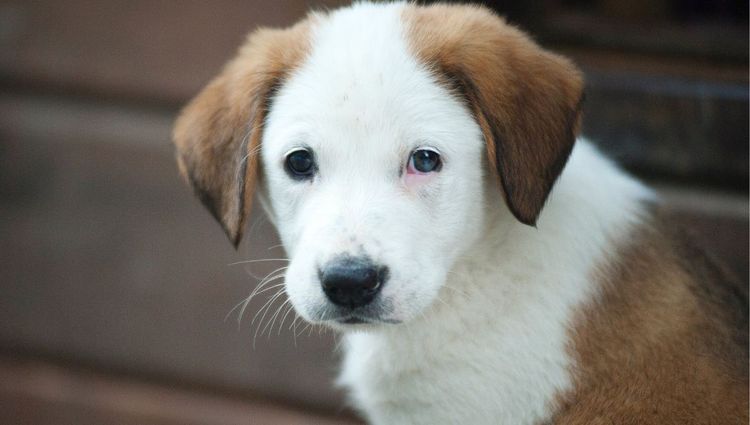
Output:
[0, 0, 346, 103]
[0, 356, 361, 425]
[582, 72, 748, 187]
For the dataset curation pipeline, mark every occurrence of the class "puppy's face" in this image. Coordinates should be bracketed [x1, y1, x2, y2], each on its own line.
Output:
[259, 29, 486, 325]
[173, 3, 583, 329]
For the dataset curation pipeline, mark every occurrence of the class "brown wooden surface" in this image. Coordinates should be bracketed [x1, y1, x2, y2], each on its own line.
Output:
[0, 0, 346, 103]
[0, 355, 360, 425]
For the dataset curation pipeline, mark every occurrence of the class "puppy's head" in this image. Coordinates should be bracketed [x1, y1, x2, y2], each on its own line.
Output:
[173, 3, 583, 328]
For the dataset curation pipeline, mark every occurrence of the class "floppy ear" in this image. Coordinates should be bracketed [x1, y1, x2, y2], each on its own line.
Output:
[406, 5, 584, 225]
[173, 22, 310, 247]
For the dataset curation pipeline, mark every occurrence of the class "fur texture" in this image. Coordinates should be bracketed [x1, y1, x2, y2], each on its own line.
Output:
[173, 2, 748, 424]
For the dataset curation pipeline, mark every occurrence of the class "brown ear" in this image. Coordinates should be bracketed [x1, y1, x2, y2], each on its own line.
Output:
[405, 5, 584, 225]
[173, 21, 311, 247]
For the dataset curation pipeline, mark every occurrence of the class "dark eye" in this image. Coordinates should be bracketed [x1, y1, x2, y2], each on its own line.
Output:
[285, 149, 315, 179]
[410, 148, 442, 173]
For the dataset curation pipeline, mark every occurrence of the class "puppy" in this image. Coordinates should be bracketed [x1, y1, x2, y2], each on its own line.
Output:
[173, 2, 748, 424]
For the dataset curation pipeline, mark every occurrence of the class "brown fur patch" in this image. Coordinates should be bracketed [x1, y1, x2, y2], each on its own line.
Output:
[552, 210, 749, 423]
[402, 4, 584, 226]
[172, 17, 314, 246]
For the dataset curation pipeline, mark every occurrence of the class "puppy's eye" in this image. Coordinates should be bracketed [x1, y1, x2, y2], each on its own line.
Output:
[408, 148, 442, 174]
[285, 149, 315, 179]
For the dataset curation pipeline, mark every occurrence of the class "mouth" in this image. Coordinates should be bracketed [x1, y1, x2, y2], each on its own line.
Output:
[312, 302, 402, 326]
[340, 316, 368, 324]
[328, 314, 401, 326]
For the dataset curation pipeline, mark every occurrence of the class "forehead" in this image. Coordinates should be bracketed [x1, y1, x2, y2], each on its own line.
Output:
[264, 3, 476, 155]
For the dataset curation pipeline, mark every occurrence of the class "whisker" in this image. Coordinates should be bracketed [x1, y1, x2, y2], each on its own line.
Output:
[296, 323, 311, 338]
[241, 267, 264, 281]
[245, 214, 267, 241]
[238, 261, 287, 281]
[245, 266, 288, 297]
[228, 258, 290, 266]
[225, 281, 284, 325]
[290, 316, 300, 347]
[278, 303, 296, 335]
[262, 296, 290, 338]
[252, 288, 286, 349]
[225, 299, 247, 323]
[251, 288, 285, 328]
[236, 273, 287, 325]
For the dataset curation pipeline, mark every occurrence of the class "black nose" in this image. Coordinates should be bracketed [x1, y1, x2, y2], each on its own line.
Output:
[319, 256, 387, 309]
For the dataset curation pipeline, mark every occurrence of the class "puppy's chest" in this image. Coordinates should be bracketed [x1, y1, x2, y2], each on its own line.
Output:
[338, 321, 576, 425]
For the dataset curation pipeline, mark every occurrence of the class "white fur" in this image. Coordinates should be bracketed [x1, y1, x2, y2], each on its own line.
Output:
[258, 3, 654, 424]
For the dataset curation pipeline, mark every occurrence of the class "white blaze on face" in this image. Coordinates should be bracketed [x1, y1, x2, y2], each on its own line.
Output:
[260, 2, 487, 325]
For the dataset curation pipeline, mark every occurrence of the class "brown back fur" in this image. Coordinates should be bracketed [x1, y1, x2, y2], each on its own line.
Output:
[553, 209, 749, 424]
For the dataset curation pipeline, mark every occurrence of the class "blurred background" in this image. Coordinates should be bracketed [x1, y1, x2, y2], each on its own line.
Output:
[0, 0, 747, 424]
